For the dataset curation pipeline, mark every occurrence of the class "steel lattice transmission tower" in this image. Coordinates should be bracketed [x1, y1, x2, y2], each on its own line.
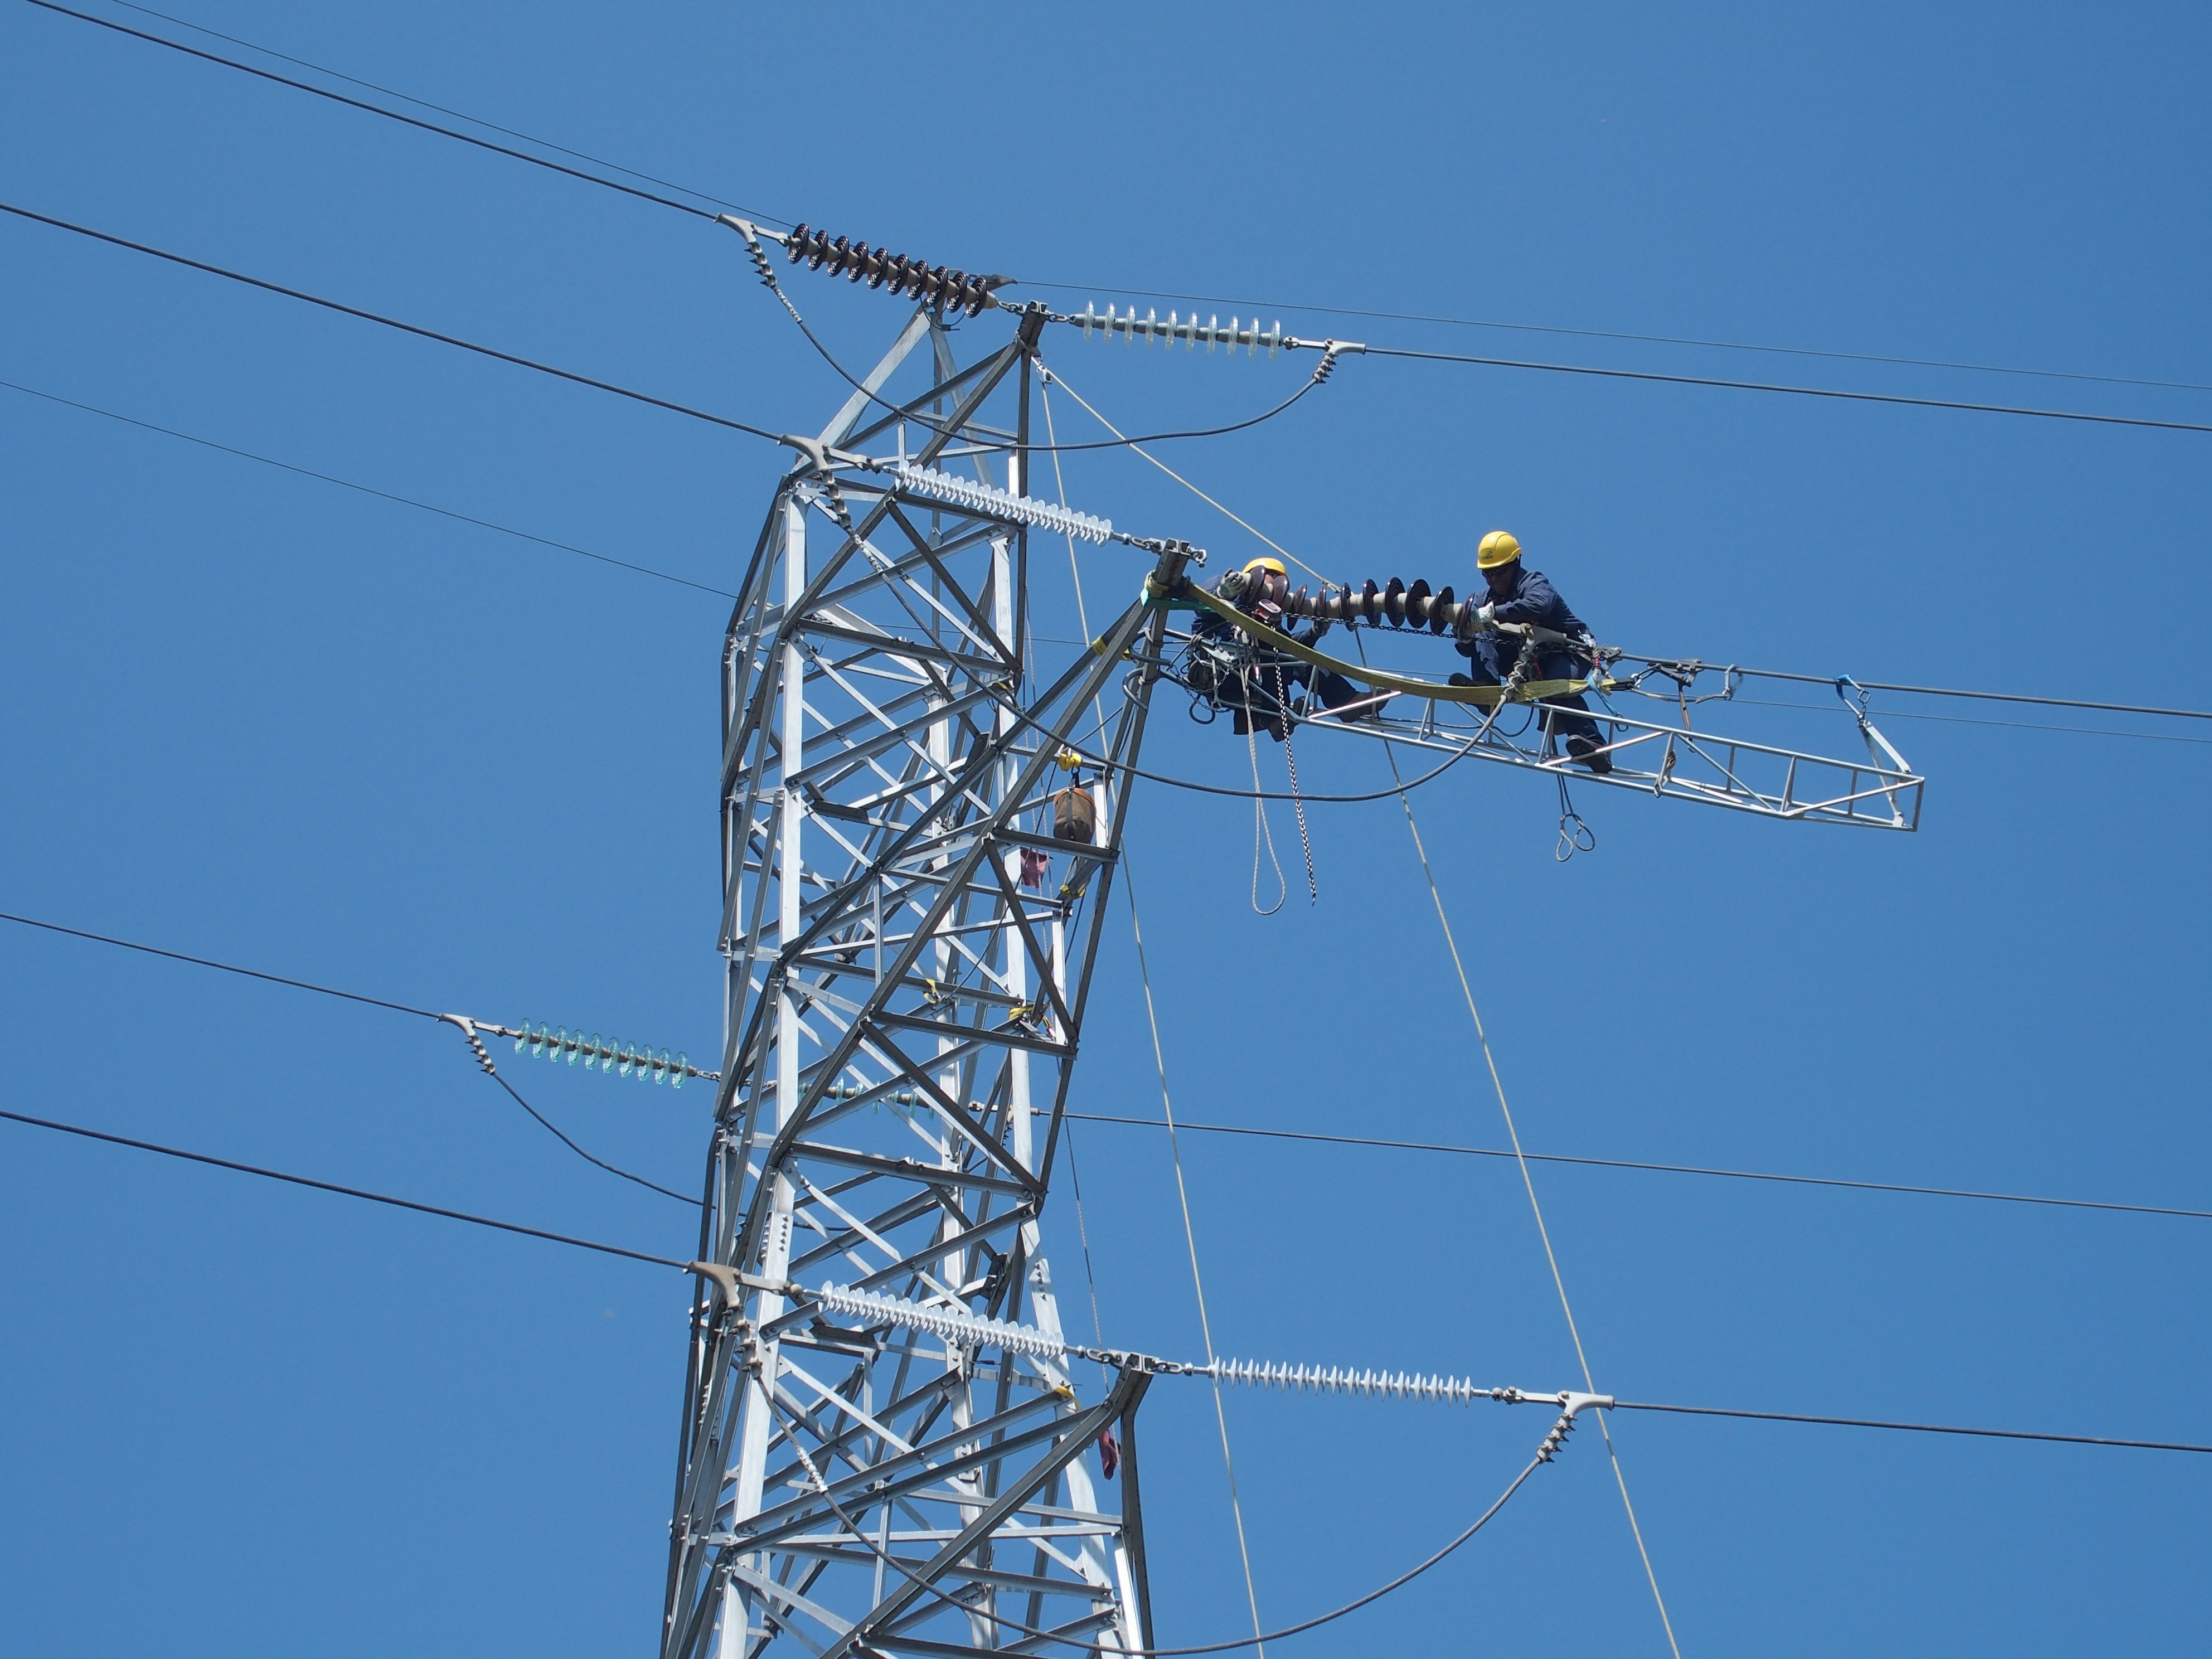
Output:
[662, 303, 1191, 1659]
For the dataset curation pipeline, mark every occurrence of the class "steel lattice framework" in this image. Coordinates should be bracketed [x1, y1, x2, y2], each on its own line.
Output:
[663, 305, 1187, 1659]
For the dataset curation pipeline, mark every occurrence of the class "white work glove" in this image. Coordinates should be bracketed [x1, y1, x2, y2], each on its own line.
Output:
[1458, 601, 1496, 637]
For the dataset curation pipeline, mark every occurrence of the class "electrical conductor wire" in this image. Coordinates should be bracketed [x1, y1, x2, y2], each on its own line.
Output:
[0, 200, 790, 445]
[0, 909, 699, 1205]
[1062, 1111, 2212, 1223]
[1023, 280, 2212, 397]
[36, 0, 2209, 409]
[751, 1375, 1555, 1655]
[12, 904, 2200, 1228]
[0, 376, 740, 599]
[96, 0, 788, 222]
[1361, 342, 2212, 436]
[16, 1098, 2212, 1468]
[482, 1069, 697, 1207]
[18, 0, 741, 222]
[14, 369, 2196, 741]
[0, 1104, 692, 1269]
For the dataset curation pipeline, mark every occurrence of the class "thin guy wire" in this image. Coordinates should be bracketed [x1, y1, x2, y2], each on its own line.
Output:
[1377, 734, 1685, 1656]
[20, 0, 735, 222]
[1729, 695, 2212, 746]
[98, 0, 790, 223]
[1061, 1124, 1110, 1382]
[0, 200, 790, 444]
[1041, 377, 1117, 1385]
[0, 376, 740, 598]
[1122, 858, 1270, 1658]
[1362, 342, 2212, 436]
[1063, 1112, 2212, 1223]
[1021, 280, 2212, 397]
[41, 0, 2210, 404]
[1049, 380, 1262, 1618]
[1032, 362, 1332, 585]
[1701, 662, 2212, 722]
[0, 1104, 692, 1268]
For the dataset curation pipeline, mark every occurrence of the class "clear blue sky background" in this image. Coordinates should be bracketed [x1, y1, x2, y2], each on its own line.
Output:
[4, 3, 2209, 1655]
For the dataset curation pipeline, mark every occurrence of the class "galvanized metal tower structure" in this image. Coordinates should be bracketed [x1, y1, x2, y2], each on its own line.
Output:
[662, 303, 1187, 1659]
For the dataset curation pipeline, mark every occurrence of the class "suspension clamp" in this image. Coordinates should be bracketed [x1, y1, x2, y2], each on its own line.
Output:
[779, 434, 867, 476]
[436, 1013, 498, 1075]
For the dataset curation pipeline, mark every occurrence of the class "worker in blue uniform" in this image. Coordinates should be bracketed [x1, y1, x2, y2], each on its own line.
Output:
[1451, 531, 1611, 773]
[1191, 556, 1371, 738]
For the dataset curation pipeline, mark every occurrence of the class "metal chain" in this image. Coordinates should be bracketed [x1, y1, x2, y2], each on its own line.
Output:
[1268, 662, 1318, 903]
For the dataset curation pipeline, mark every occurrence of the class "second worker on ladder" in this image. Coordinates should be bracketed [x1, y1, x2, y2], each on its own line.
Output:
[1452, 530, 1613, 774]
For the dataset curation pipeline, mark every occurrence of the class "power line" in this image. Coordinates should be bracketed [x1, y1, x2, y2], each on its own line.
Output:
[0, 907, 440, 1018]
[1361, 342, 2212, 437]
[479, 1068, 697, 1208]
[0, 198, 790, 445]
[1610, 1399, 2212, 1457]
[0, 1103, 692, 1269]
[17, 906, 2204, 1229]
[21, 367, 2201, 749]
[16, 1099, 2212, 1466]
[36, 0, 2205, 411]
[1, 910, 700, 1205]
[1064, 1112, 2212, 1224]
[17, 369, 2195, 760]
[1025, 282, 2212, 399]
[18, 0, 738, 223]
[0, 375, 741, 599]
[99, 0, 788, 224]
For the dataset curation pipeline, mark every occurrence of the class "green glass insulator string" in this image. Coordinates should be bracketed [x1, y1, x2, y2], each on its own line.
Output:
[513, 1021, 688, 1087]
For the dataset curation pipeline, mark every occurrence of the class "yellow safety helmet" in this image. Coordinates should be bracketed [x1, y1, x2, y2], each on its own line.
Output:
[1476, 530, 1522, 570]
[1241, 556, 1287, 578]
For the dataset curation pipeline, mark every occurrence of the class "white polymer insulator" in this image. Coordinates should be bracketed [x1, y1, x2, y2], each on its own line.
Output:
[814, 1282, 1065, 1360]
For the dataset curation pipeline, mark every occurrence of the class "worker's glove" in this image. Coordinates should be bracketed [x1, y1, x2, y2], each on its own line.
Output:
[1219, 569, 1248, 602]
[1457, 601, 1496, 638]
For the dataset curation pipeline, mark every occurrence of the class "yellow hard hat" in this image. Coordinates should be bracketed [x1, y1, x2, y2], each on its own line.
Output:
[1241, 556, 1286, 578]
[1476, 531, 1522, 570]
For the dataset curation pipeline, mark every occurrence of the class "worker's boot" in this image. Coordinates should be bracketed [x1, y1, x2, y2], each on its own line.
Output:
[1565, 735, 1613, 775]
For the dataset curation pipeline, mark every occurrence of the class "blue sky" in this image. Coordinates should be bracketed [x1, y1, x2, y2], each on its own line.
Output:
[3, 3, 2209, 1655]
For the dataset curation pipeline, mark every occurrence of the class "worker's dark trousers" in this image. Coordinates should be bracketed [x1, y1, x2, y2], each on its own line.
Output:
[1459, 641, 1602, 746]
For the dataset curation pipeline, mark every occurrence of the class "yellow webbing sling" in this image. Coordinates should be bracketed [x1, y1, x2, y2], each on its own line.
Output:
[1167, 580, 1622, 709]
